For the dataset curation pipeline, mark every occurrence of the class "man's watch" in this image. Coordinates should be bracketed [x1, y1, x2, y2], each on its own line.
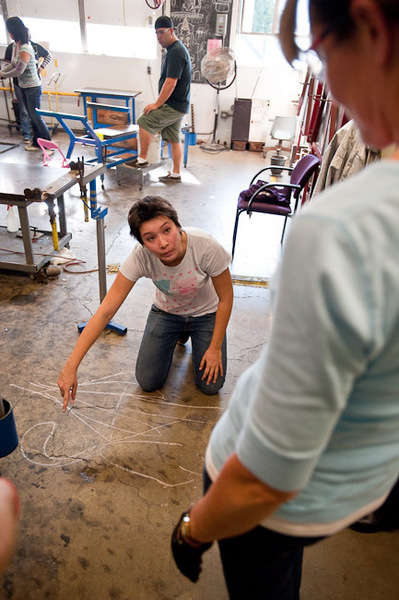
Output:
[171, 509, 213, 582]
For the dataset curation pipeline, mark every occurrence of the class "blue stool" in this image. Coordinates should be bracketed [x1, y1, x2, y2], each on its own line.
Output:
[182, 128, 197, 167]
[162, 129, 197, 167]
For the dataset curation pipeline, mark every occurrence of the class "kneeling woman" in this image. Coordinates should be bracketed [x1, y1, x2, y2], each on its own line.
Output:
[58, 196, 233, 410]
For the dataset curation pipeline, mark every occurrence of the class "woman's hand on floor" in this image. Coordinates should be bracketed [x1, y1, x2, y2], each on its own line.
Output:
[199, 348, 223, 384]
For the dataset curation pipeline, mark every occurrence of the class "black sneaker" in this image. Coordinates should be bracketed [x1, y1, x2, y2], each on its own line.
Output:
[126, 158, 148, 168]
[159, 172, 181, 183]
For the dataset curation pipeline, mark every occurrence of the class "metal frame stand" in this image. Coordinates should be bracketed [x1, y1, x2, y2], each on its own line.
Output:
[77, 179, 127, 336]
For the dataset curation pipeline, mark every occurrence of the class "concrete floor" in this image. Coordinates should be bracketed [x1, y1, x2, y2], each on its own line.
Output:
[0, 131, 398, 600]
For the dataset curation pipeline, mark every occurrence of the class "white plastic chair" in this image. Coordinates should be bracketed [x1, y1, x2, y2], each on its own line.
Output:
[263, 116, 297, 160]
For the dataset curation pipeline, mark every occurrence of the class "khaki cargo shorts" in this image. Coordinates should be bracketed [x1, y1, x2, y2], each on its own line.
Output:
[137, 104, 184, 144]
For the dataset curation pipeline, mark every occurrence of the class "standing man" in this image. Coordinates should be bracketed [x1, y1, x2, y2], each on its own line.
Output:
[130, 16, 192, 183]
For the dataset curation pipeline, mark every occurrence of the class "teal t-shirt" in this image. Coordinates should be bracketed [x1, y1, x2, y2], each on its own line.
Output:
[207, 160, 399, 535]
[159, 40, 191, 114]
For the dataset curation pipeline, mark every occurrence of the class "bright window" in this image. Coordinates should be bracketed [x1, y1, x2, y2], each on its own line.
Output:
[240, 0, 309, 36]
[23, 17, 82, 53]
[86, 23, 156, 59]
[238, 0, 311, 65]
[7, 0, 79, 21]
[0, 20, 6, 45]
[6, 15, 156, 59]
[236, 34, 288, 67]
[240, 0, 279, 34]
[294, 0, 311, 48]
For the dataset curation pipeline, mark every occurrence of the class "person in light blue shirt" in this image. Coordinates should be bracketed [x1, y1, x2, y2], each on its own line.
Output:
[0, 17, 51, 150]
[4, 34, 53, 148]
[170, 0, 399, 597]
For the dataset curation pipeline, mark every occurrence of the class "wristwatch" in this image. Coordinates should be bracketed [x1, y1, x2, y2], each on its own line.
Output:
[179, 511, 208, 548]
[171, 509, 213, 583]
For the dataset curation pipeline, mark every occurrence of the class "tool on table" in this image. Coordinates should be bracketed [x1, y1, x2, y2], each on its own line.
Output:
[23, 187, 42, 201]
[24, 186, 59, 250]
[45, 197, 59, 251]
[73, 156, 89, 222]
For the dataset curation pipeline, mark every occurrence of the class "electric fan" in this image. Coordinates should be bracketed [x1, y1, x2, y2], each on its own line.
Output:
[145, 0, 166, 8]
[200, 47, 237, 152]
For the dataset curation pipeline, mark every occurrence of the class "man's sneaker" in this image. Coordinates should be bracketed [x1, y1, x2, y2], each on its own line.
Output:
[126, 158, 148, 168]
[159, 172, 181, 183]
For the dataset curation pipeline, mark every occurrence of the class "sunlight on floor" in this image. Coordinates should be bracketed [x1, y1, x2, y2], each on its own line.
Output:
[230, 211, 284, 280]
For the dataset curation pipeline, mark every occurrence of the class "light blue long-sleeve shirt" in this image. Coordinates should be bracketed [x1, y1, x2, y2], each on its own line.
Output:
[207, 160, 399, 536]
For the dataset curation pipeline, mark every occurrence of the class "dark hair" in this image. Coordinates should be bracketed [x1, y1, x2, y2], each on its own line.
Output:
[154, 16, 174, 29]
[6, 16, 29, 44]
[279, 0, 399, 64]
[128, 196, 181, 244]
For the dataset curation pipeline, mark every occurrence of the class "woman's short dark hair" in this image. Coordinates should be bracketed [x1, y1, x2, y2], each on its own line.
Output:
[128, 196, 181, 244]
[6, 17, 29, 44]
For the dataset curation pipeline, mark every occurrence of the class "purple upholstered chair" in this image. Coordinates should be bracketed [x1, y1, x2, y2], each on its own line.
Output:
[232, 153, 321, 258]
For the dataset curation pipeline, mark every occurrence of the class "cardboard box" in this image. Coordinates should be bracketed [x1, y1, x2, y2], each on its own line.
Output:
[232, 140, 247, 151]
[95, 109, 137, 150]
[249, 141, 264, 152]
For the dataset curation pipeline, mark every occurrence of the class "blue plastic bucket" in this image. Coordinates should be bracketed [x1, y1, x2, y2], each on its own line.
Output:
[0, 400, 18, 458]
[187, 132, 197, 146]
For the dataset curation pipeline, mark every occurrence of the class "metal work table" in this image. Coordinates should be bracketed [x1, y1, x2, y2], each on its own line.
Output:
[0, 161, 126, 334]
[75, 88, 142, 126]
[0, 162, 104, 274]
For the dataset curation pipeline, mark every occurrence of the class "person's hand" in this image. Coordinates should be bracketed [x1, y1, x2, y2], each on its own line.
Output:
[57, 364, 78, 412]
[171, 511, 213, 583]
[199, 347, 223, 384]
[0, 478, 19, 575]
[143, 103, 159, 115]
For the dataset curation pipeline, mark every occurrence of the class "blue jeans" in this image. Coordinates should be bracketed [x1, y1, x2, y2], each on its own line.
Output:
[21, 85, 51, 146]
[14, 84, 31, 140]
[203, 470, 324, 600]
[135, 305, 227, 395]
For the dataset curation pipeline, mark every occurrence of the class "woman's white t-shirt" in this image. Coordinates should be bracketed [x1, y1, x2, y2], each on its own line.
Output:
[120, 227, 231, 317]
